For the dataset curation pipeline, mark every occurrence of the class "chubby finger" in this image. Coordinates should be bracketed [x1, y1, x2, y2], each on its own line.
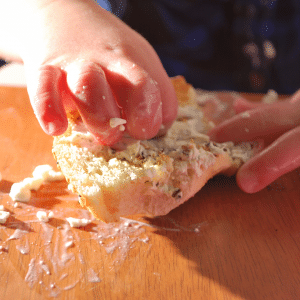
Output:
[66, 61, 123, 145]
[236, 126, 300, 193]
[200, 93, 248, 126]
[26, 65, 68, 136]
[106, 60, 163, 140]
[208, 100, 299, 143]
[233, 97, 261, 114]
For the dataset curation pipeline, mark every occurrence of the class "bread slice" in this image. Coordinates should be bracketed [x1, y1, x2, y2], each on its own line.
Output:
[53, 76, 254, 222]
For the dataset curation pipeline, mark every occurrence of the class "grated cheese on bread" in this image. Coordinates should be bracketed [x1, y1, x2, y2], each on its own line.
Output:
[53, 76, 254, 222]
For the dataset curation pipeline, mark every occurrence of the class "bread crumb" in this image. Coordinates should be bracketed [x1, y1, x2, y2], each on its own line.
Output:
[32, 164, 64, 181]
[46, 170, 65, 181]
[36, 211, 51, 222]
[65, 241, 74, 248]
[119, 125, 125, 131]
[66, 217, 91, 228]
[109, 118, 127, 129]
[240, 112, 250, 118]
[22, 177, 44, 191]
[9, 165, 64, 203]
[9, 182, 31, 202]
[0, 211, 10, 224]
[32, 165, 53, 180]
[262, 89, 278, 104]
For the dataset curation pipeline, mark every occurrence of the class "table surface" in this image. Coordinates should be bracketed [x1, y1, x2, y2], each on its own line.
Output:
[0, 86, 299, 300]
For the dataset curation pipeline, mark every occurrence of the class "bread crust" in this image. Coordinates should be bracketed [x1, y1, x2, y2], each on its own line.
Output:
[53, 76, 254, 222]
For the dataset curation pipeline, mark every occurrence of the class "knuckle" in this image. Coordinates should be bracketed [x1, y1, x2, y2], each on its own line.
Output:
[66, 61, 105, 94]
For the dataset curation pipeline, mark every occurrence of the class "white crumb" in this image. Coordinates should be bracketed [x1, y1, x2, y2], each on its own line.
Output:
[36, 211, 49, 222]
[109, 118, 127, 129]
[65, 241, 74, 248]
[0, 205, 4, 211]
[36, 211, 54, 222]
[48, 211, 54, 219]
[22, 177, 44, 191]
[31, 164, 64, 182]
[119, 125, 125, 131]
[32, 164, 53, 180]
[9, 165, 64, 204]
[0, 211, 10, 224]
[32, 165, 53, 179]
[240, 112, 251, 118]
[45, 170, 65, 181]
[9, 182, 31, 202]
[66, 217, 91, 228]
[262, 89, 278, 104]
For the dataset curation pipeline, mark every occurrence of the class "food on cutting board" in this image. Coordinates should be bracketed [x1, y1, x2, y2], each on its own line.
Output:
[9, 165, 65, 203]
[66, 217, 92, 228]
[53, 76, 255, 222]
[0, 206, 10, 224]
[36, 211, 54, 223]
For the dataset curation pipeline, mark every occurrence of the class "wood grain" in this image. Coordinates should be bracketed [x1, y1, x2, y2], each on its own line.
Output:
[0, 87, 299, 300]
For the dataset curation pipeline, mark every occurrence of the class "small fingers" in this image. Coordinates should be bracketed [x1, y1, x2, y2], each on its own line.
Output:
[66, 61, 123, 145]
[233, 97, 261, 114]
[236, 126, 300, 193]
[30, 59, 177, 144]
[106, 60, 163, 140]
[26, 65, 68, 136]
[209, 100, 299, 143]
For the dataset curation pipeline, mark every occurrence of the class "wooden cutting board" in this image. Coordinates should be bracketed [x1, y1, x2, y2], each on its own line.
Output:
[0, 86, 299, 300]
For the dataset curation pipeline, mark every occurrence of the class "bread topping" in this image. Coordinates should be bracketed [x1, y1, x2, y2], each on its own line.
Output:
[57, 103, 254, 201]
[62, 103, 253, 169]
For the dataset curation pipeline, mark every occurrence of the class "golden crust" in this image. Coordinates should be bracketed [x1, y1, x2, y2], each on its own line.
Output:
[171, 75, 197, 106]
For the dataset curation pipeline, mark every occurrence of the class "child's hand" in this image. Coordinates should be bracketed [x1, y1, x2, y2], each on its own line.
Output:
[208, 92, 300, 193]
[3, 0, 178, 145]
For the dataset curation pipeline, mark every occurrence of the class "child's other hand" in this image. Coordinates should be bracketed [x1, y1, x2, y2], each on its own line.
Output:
[19, 0, 177, 145]
[208, 92, 300, 193]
